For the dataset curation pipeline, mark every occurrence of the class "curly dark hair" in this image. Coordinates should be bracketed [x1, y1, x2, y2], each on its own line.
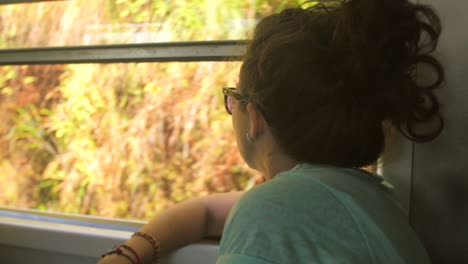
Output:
[239, 0, 444, 167]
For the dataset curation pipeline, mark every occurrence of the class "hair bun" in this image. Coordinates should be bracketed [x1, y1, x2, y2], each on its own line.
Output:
[324, 0, 444, 141]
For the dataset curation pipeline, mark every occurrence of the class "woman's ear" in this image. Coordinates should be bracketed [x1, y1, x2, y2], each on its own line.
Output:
[247, 103, 265, 140]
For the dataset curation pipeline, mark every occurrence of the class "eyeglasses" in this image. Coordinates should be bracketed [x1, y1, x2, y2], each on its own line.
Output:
[222, 87, 253, 115]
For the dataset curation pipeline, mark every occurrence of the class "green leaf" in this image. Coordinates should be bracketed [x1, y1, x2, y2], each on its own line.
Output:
[2, 87, 14, 96]
[24, 76, 37, 84]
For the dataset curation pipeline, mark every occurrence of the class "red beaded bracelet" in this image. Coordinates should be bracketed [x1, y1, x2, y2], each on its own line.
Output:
[132, 231, 160, 263]
[120, 244, 142, 264]
[101, 245, 137, 264]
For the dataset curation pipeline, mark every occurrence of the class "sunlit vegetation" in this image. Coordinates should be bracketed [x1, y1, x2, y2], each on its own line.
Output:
[0, 0, 303, 220]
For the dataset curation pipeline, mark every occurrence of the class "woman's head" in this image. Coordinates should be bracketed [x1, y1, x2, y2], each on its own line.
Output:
[237, 0, 444, 168]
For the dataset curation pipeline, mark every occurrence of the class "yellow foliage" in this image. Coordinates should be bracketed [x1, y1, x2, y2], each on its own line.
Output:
[0, 0, 305, 220]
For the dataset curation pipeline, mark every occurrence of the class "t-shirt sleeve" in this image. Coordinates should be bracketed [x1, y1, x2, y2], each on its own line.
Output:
[216, 195, 284, 264]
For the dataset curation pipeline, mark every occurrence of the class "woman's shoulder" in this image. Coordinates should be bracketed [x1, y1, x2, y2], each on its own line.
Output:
[242, 164, 370, 206]
[234, 164, 362, 222]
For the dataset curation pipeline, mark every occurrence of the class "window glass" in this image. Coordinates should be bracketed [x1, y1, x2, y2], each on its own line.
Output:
[0, 0, 301, 49]
[0, 62, 259, 220]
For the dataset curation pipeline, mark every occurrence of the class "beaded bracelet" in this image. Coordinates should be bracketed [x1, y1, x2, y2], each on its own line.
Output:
[101, 245, 137, 264]
[132, 231, 160, 263]
[120, 244, 142, 264]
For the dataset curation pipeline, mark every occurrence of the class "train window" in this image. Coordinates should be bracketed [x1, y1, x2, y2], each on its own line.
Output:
[0, 61, 263, 220]
[0, 0, 300, 49]
[0, 0, 304, 221]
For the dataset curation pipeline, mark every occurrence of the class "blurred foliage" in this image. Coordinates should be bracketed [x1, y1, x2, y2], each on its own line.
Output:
[0, 0, 302, 47]
[0, 0, 304, 220]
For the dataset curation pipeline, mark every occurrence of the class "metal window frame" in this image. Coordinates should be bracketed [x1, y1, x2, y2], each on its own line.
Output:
[0, 0, 68, 5]
[0, 41, 246, 65]
[0, 206, 219, 261]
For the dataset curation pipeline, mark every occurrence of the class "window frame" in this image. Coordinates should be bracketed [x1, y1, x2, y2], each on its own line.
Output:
[0, 41, 247, 65]
[0, 206, 219, 262]
[0, 0, 248, 224]
[0, 40, 246, 215]
[0, 0, 68, 5]
[0, 26, 244, 264]
[0, 38, 243, 264]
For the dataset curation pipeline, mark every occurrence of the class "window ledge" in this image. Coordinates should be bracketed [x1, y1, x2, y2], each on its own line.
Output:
[0, 208, 219, 263]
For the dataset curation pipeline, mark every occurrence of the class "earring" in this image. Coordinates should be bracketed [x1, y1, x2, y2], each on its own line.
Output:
[246, 132, 254, 143]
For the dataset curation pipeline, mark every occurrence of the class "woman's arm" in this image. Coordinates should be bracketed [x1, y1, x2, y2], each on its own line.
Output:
[98, 191, 244, 264]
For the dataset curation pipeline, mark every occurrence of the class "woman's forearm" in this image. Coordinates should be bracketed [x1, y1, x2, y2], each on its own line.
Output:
[137, 197, 211, 256]
[98, 191, 243, 264]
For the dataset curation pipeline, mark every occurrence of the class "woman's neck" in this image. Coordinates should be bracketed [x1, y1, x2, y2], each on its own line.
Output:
[261, 154, 299, 181]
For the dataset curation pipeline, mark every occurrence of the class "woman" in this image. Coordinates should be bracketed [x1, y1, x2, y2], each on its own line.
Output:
[99, 0, 443, 263]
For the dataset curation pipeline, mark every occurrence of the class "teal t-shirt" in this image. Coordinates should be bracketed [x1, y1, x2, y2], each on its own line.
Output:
[217, 164, 431, 264]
